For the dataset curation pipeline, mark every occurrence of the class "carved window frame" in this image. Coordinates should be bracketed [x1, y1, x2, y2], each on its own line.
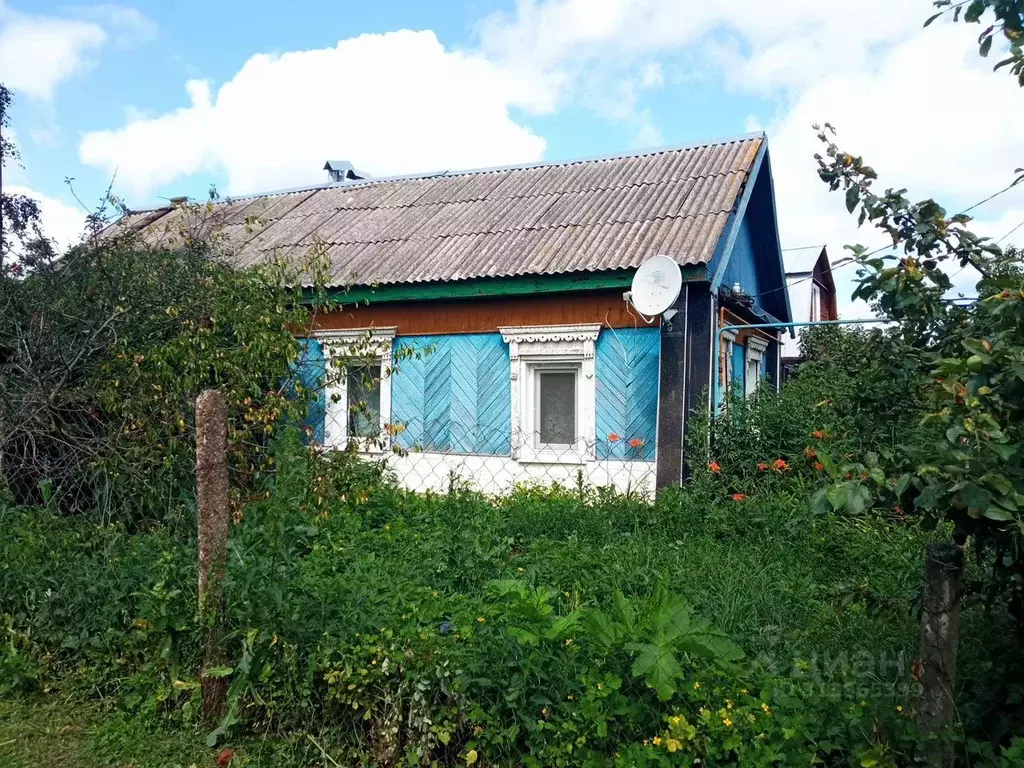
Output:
[315, 327, 396, 452]
[499, 324, 601, 465]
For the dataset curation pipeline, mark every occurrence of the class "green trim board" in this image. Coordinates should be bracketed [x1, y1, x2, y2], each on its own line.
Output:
[311, 266, 707, 306]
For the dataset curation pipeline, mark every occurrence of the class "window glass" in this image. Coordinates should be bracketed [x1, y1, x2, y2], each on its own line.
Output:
[810, 283, 821, 322]
[538, 370, 576, 446]
[346, 362, 381, 438]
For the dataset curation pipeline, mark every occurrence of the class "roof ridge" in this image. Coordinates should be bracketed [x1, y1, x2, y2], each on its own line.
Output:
[127, 132, 765, 214]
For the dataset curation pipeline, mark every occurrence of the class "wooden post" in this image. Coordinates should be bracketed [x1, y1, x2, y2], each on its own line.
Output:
[196, 389, 230, 722]
[915, 542, 964, 766]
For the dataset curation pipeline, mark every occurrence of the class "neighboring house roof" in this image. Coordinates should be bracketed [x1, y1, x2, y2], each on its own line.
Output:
[111, 134, 765, 289]
[782, 245, 836, 359]
[782, 246, 824, 275]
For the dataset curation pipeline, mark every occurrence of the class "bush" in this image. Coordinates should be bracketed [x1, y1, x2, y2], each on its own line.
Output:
[1, 428, 944, 766]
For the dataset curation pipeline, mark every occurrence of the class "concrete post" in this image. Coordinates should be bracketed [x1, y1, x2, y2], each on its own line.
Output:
[196, 389, 230, 721]
[914, 542, 964, 766]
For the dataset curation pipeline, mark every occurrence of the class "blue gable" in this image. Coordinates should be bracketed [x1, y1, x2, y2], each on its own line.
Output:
[707, 142, 791, 324]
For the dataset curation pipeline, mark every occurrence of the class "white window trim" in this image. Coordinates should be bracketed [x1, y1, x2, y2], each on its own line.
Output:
[315, 327, 396, 452]
[721, 329, 738, 392]
[500, 324, 600, 465]
[744, 335, 769, 397]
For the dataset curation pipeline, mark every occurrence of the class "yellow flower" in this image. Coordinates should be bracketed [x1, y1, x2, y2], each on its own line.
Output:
[433, 591, 439, 598]
[652, 737, 663, 746]
[465, 749, 478, 765]
[517, 567, 525, 573]
[476, 616, 485, 623]
[669, 716, 683, 727]
[726, 699, 733, 709]
[693, 681, 701, 690]
[665, 738, 682, 753]
[761, 702, 772, 716]
[723, 717, 734, 727]
[896, 705, 903, 712]
[740, 688, 748, 695]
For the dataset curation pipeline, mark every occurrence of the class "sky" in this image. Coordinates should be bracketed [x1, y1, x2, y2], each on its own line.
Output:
[5, 0, 1024, 316]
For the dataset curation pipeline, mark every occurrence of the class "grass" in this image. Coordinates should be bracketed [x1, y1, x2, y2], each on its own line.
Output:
[0, 697, 216, 768]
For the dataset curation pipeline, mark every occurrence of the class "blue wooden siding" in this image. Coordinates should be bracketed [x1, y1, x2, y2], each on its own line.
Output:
[295, 337, 326, 445]
[595, 328, 659, 461]
[391, 333, 511, 455]
[718, 217, 768, 314]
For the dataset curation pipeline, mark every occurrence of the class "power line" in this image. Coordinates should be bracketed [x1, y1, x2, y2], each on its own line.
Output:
[756, 177, 1024, 301]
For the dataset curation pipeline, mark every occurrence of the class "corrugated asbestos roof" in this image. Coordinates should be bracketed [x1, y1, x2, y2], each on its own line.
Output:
[113, 134, 764, 288]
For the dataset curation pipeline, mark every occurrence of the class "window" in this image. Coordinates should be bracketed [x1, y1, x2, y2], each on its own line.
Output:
[535, 367, 578, 449]
[317, 327, 396, 450]
[500, 324, 600, 464]
[810, 282, 821, 322]
[345, 361, 382, 438]
[744, 336, 770, 398]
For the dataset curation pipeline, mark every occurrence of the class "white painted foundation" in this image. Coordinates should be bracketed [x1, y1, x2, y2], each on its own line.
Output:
[379, 452, 657, 496]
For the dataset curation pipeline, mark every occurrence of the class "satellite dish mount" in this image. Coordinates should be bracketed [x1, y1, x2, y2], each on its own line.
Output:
[627, 255, 683, 323]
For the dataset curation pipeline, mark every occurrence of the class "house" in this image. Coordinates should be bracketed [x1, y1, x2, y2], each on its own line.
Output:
[781, 246, 838, 373]
[115, 132, 792, 493]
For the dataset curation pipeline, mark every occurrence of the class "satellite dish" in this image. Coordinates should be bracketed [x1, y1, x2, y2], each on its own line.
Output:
[631, 255, 682, 316]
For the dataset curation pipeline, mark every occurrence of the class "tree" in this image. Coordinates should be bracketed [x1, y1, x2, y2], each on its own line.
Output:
[811, 2, 1024, 624]
[0, 82, 53, 275]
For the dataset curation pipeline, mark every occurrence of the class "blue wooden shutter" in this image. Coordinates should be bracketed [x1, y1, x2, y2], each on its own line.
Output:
[731, 341, 745, 394]
[595, 328, 659, 461]
[391, 333, 511, 455]
[295, 337, 326, 445]
[451, 335, 511, 455]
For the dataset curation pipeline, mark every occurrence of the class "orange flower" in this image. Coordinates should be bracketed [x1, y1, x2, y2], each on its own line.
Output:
[844, 472, 853, 480]
[803, 446, 817, 459]
[772, 458, 790, 472]
[757, 462, 768, 472]
[814, 462, 824, 471]
[731, 493, 746, 502]
[607, 432, 622, 443]
[894, 505, 903, 515]
[628, 437, 646, 449]
[708, 461, 722, 474]
[812, 430, 825, 440]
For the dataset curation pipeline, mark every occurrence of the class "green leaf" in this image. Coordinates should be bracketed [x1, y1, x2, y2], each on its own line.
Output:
[583, 609, 622, 647]
[204, 666, 234, 678]
[845, 484, 872, 516]
[924, 11, 943, 27]
[964, 0, 985, 23]
[983, 506, 1014, 521]
[827, 483, 849, 511]
[810, 486, 832, 516]
[629, 643, 681, 700]
[985, 442, 1017, 461]
[980, 34, 993, 57]
[894, 474, 913, 498]
[846, 186, 860, 213]
[961, 483, 993, 515]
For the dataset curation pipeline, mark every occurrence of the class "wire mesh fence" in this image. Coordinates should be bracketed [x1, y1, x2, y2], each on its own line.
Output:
[314, 406, 659, 497]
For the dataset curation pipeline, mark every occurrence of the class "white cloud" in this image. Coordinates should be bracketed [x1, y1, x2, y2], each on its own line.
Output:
[0, 2, 156, 100]
[73, 4, 158, 48]
[764, 21, 1024, 316]
[80, 30, 547, 197]
[0, 4, 106, 100]
[7, 185, 87, 253]
[640, 61, 664, 89]
[478, 0, 1024, 315]
[75, 0, 1024, 319]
